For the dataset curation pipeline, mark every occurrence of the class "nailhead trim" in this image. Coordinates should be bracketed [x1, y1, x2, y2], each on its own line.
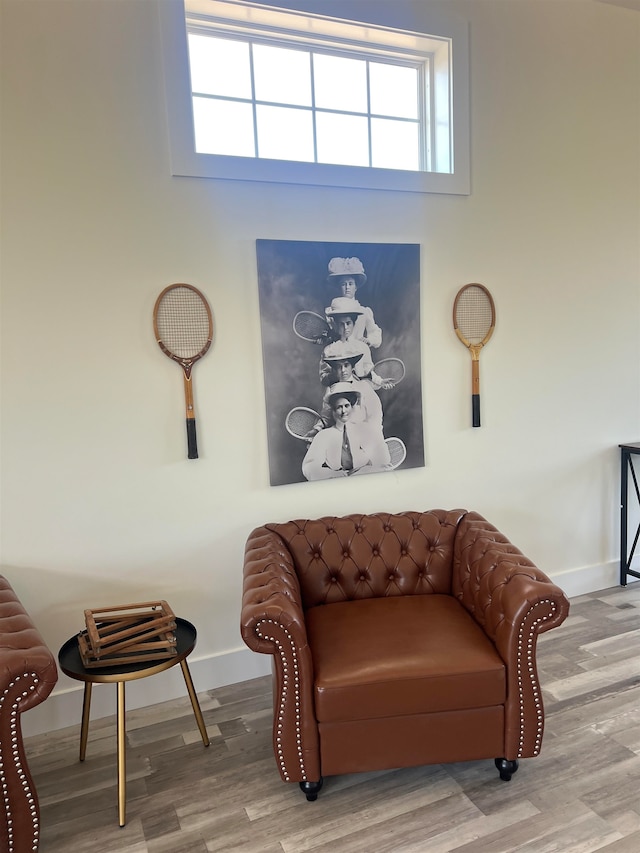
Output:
[0, 672, 41, 852]
[517, 600, 556, 758]
[256, 620, 306, 781]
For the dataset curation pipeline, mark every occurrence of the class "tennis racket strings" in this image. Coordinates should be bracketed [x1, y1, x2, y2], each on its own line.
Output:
[155, 287, 211, 359]
[374, 358, 406, 385]
[385, 437, 406, 469]
[454, 286, 494, 344]
[293, 311, 331, 343]
[285, 407, 322, 440]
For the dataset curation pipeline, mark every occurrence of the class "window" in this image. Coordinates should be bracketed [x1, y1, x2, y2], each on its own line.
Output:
[159, 0, 470, 194]
[188, 33, 425, 171]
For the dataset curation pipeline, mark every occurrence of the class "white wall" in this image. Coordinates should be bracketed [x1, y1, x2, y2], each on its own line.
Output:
[1, 0, 639, 736]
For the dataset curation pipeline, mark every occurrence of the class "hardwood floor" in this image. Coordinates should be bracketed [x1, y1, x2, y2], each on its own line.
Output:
[26, 585, 640, 852]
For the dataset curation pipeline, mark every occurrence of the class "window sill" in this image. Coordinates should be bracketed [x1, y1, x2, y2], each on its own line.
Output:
[168, 149, 469, 194]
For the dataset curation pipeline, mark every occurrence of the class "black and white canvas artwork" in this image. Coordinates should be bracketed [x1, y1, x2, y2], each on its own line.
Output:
[256, 239, 424, 487]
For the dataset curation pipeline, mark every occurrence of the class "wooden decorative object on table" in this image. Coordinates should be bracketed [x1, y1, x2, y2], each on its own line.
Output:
[78, 600, 177, 668]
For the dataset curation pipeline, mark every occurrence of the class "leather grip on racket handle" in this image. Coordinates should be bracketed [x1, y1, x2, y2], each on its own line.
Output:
[472, 395, 481, 428]
[471, 359, 481, 427]
[186, 418, 198, 459]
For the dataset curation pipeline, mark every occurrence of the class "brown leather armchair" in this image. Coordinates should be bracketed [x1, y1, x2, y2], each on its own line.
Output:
[241, 510, 570, 800]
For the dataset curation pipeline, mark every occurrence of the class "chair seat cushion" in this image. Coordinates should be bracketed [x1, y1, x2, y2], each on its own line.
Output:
[306, 594, 506, 723]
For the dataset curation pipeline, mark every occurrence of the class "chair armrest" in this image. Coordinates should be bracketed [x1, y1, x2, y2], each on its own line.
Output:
[241, 527, 307, 653]
[241, 528, 320, 784]
[452, 513, 570, 759]
[0, 580, 58, 710]
[0, 576, 58, 853]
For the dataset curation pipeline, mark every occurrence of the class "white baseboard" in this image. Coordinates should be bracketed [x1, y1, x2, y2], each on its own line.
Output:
[21, 646, 271, 738]
[21, 561, 636, 738]
[550, 559, 637, 599]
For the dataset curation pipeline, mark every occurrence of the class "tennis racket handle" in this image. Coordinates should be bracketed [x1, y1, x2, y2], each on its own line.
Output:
[472, 395, 481, 428]
[471, 359, 481, 427]
[186, 418, 198, 459]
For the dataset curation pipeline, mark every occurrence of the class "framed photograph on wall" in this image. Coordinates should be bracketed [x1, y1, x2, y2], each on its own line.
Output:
[256, 239, 424, 486]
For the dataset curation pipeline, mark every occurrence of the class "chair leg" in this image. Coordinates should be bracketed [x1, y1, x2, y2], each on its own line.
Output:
[495, 758, 519, 781]
[299, 778, 323, 801]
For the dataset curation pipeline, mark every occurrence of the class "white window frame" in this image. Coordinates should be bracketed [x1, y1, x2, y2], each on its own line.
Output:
[158, 0, 470, 195]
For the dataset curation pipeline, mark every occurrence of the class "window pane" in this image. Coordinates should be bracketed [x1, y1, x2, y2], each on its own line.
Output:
[256, 105, 314, 162]
[313, 54, 368, 113]
[369, 62, 419, 119]
[193, 97, 255, 157]
[188, 35, 251, 99]
[371, 118, 420, 171]
[316, 112, 369, 167]
[253, 45, 311, 106]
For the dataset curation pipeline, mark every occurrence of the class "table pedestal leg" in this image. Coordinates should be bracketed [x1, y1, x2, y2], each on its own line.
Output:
[117, 681, 126, 827]
[79, 682, 92, 761]
[180, 659, 210, 747]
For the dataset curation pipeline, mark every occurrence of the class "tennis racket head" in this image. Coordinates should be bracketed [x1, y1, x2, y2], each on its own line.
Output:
[373, 357, 406, 385]
[452, 283, 495, 348]
[385, 437, 406, 469]
[293, 311, 331, 344]
[285, 407, 322, 440]
[153, 283, 213, 367]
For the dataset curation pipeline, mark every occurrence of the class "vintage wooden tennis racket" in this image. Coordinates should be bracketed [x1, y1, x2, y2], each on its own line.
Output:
[285, 407, 323, 441]
[385, 437, 406, 469]
[153, 283, 213, 459]
[453, 283, 495, 427]
[373, 358, 406, 386]
[293, 311, 332, 344]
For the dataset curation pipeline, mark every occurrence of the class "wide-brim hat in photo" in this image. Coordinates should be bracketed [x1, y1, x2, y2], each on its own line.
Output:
[327, 257, 367, 285]
[325, 297, 364, 318]
[322, 341, 364, 366]
[327, 382, 361, 408]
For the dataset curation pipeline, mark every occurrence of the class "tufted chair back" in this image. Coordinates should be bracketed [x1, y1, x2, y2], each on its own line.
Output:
[267, 509, 466, 610]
